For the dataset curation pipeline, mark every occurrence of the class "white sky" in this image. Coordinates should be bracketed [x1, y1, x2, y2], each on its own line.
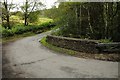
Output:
[41, 0, 58, 8]
[6, 0, 58, 10]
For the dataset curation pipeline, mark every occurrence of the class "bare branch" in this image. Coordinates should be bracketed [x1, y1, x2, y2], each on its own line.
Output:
[8, 0, 13, 10]
[30, 1, 37, 13]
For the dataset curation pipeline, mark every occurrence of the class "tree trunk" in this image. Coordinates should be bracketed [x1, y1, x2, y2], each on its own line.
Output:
[24, 0, 28, 26]
[104, 3, 109, 39]
[6, 13, 10, 29]
[79, 4, 82, 36]
[24, 13, 28, 26]
[4, 0, 10, 29]
[75, 5, 78, 35]
[87, 5, 93, 35]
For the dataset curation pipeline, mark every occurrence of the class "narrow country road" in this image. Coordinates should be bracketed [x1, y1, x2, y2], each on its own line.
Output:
[2, 31, 118, 78]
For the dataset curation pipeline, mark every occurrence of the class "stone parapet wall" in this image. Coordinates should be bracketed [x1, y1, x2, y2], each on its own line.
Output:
[46, 35, 99, 53]
[46, 35, 120, 53]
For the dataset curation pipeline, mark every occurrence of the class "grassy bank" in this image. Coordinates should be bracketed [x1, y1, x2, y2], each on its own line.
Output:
[40, 37, 77, 55]
[1, 32, 35, 44]
[40, 37, 119, 62]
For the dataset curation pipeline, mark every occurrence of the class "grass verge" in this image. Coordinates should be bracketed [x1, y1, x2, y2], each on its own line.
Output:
[40, 37, 119, 62]
[40, 37, 77, 56]
[1, 32, 35, 44]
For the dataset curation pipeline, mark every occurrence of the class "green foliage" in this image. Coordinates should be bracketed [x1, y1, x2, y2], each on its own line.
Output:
[1, 15, 54, 38]
[12, 26, 26, 34]
[2, 28, 14, 37]
[2, 15, 24, 28]
[0, 25, 2, 38]
[99, 39, 112, 43]
[28, 12, 39, 23]
[50, 2, 120, 42]
[1, 22, 55, 38]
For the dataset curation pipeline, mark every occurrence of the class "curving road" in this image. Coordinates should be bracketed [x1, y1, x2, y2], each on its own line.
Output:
[2, 31, 118, 78]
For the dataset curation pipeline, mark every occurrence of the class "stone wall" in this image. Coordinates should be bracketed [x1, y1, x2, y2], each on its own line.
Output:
[46, 35, 120, 53]
[46, 35, 99, 53]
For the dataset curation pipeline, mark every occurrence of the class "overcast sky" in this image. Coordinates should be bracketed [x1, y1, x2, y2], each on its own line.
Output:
[5, 0, 58, 11]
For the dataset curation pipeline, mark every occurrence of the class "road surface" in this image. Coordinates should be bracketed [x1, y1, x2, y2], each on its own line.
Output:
[2, 31, 118, 78]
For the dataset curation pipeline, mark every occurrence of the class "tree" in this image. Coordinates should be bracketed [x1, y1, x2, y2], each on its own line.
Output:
[20, 0, 44, 26]
[2, 0, 15, 29]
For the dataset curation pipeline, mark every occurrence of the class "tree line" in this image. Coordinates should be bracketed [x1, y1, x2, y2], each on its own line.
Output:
[44, 2, 120, 42]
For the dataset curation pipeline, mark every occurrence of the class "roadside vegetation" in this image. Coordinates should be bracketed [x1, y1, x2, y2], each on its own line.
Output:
[0, 15, 54, 43]
[1, 18, 53, 38]
[1, 32, 35, 44]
